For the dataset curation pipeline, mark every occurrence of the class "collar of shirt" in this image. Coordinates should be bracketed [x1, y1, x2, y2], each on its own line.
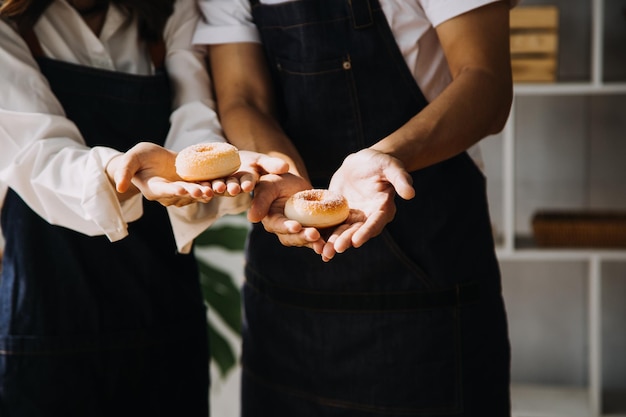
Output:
[35, 0, 151, 74]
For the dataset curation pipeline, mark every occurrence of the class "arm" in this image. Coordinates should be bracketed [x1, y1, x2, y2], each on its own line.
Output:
[369, 1, 513, 170]
[102, 0, 288, 253]
[0, 16, 138, 241]
[208, 42, 308, 179]
[208, 42, 324, 250]
[0, 10, 220, 246]
[324, 1, 513, 259]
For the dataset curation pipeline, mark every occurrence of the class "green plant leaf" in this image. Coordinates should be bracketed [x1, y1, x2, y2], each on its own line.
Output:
[199, 262, 242, 335]
[207, 323, 237, 377]
[194, 217, 247, 378]
[194, 225, 249, 250]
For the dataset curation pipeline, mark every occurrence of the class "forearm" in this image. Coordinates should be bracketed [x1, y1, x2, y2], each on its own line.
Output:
[1, 133, 139, 239]
[371, 65, 512, 172]
[220, 103, 309, 178]
[372, 1, 513, 173]
[207, 43, 310, 180]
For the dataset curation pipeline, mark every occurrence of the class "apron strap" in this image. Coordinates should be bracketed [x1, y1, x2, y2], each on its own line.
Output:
[18, 22, 166, 70]
[349, 0, 374, 29]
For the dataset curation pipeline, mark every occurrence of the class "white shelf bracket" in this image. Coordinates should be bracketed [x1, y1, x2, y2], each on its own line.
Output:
[588, 255, 602, 417]
[503, 99, 516, 253]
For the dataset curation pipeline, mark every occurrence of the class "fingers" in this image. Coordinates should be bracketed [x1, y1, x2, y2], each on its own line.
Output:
[275, 228, 322, 246]
[226, 177, 242, 195]
[141, 178, 215, 203]
[247, 179, 280, 223]
[255, 154, 290, 175]
[238, 151, 289, 179]
[261, 214, 304, 235]
[209, 177, 242, 196]
[232, 152, 290, 193]
[238, 172, 256, 193]
[320, 223, 357, 261]
[261, 215, 324, 253]
[319, 204, 392, 260]
[277, 234, 325, 255]
[350, 209, 389, 248]
[329, 223, 361, 253]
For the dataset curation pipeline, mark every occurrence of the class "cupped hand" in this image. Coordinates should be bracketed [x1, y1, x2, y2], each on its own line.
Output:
[108, 142, 216, 207]
[249, 173, 325, 254]
[321, 148, 415, 261]
[109, 144, 291, 206]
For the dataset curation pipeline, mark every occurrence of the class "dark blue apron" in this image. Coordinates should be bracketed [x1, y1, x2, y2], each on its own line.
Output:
[0, 26, 209, 417]
[242, 0, 511, 415]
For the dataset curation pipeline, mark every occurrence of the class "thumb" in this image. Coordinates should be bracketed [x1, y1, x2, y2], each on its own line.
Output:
[247, 180, 277, 223]
[383, 161, 415, 201]
[113, 153, 140, 193]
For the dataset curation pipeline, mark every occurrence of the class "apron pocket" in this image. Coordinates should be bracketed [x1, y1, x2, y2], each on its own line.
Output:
[272, 55, 363, 180]
[242, 285, 463, 415]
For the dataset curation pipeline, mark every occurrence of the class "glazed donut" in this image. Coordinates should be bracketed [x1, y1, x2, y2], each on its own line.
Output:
[284, 189, 350, 228]
[175, 142, 241, 181]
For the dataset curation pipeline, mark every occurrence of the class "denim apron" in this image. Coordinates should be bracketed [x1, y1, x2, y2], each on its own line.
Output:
[242, 0, 511, 416]
[0, 26, 209, 417]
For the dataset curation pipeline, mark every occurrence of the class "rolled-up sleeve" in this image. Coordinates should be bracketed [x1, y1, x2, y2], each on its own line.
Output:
[0, 19, 141, 241]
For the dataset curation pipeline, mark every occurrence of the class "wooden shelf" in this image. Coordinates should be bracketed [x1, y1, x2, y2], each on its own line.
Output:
[512, 385, 626, 417]
[495, 236, 626, 261]
[514, 82, 626, 95]
[488, 2, 626, 416]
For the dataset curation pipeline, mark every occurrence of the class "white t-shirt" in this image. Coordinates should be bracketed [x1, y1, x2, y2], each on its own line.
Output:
[193, 0, 517, 170]
[0, 0, 249, 254]
[194, 0, 516, 102]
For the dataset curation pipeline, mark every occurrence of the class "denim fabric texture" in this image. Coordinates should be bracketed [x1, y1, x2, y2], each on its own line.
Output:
[0, 41, 210, 416]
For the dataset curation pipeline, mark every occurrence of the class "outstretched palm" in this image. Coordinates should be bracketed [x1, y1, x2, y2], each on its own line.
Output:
[323, 149, 415, 260]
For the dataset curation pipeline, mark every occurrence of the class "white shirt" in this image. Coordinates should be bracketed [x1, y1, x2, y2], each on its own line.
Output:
[0, 0, 249, 254]
[193, 0, 517, 169]
[194, 0, 516, 102]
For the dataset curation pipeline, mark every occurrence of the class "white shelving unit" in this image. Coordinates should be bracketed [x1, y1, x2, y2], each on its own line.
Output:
[486, 0, 626, 416]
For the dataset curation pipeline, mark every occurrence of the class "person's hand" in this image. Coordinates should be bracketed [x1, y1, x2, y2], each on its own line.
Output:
[248, 173, 325, 254]
[107, 142, 218, 207]
[321, 149, 415, 261]
[209, 150, 289, 195]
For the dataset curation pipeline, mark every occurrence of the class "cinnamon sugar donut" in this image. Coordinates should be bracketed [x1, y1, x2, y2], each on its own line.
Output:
[284, 189, 349, 228]
[175, 142, 241, 181]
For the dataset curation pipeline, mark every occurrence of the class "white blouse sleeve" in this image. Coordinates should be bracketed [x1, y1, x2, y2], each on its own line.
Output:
[164, 0, 227, 151]
[0, 18, 141, 242]
[0, 2, 251, 253]
[163, 0, 251, 253]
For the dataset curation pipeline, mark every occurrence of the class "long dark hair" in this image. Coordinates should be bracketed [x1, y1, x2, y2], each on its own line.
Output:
[0, 0, 176, 41]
